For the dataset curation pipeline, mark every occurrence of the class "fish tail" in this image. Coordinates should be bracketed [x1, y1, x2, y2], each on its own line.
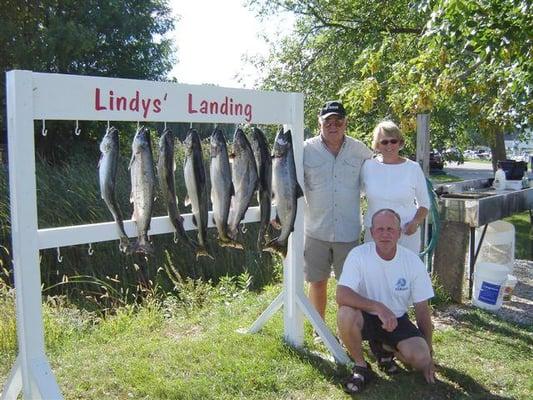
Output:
[218, 237, 244, 250]
[263, 238, 287, 258]
[119, 236, 131, 253]
[196, 246, 214, 260]
[133, 235, 154, 255]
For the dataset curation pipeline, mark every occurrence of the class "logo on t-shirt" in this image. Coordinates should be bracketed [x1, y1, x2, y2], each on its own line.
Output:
[395, 278, 408, 291]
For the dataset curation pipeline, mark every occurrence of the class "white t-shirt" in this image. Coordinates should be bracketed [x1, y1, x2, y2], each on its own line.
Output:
[338, 242, 434, 317]
[362, 158, 430, 230]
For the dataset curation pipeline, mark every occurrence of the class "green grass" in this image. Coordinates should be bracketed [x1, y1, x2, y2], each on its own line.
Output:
[1, 279, 532, 400]
[504, 211, 532, 260]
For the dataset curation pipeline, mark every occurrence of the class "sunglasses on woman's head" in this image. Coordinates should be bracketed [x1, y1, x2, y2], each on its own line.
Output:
[380, 139, 399, 145]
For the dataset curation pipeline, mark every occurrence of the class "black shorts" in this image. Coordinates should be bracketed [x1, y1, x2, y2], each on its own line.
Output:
[361, 311, 423, 350]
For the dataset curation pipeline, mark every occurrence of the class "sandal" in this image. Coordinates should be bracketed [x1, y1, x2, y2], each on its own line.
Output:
[369, 340, 400, 375]
[344, 363, 374, 394]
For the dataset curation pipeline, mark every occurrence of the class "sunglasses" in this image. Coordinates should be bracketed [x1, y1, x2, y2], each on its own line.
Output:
[321, 117, 345, 127]
[379, 139, 399, 145]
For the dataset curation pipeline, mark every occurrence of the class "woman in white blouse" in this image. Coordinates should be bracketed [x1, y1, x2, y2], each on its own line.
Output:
[362, 120, 430, 253]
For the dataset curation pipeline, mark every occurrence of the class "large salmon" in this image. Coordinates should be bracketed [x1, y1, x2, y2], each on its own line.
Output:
[98, 126, 130, 253]
[228, 128, 258, 240]
[183, 129, 212, 259]
[157, 128, 195, 250]
[210, 128, 242, 249]
[129, 126, 156, 254]
[264, 128, 303, 257]
[250, 127, 272, 251]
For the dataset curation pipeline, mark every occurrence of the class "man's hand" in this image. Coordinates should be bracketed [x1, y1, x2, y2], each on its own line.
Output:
[376, 305, 397, 332]
[423, 358, 436, 383]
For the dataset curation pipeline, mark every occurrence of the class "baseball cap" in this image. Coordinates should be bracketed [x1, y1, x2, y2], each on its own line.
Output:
[319, 100, 346, 119]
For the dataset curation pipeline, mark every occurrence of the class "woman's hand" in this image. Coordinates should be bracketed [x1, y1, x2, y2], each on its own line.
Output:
[403, 220, 420, 236]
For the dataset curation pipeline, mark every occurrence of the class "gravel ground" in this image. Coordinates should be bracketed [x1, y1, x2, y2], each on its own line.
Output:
[435, 259, 533, 327]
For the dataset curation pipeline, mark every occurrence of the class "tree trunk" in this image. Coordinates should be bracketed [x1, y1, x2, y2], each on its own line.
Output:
[490, 130, 507, 171]
[433, 221, 470, 303]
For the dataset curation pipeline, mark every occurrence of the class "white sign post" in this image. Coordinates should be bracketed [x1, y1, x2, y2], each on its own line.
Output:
[2, 70, 348, 400]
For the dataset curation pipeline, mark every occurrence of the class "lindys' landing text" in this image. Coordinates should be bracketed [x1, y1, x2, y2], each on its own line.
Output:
[95, 88, 166, 118]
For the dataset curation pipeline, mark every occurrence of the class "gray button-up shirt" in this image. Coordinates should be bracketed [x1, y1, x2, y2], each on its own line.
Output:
[303, 135, 372, 242]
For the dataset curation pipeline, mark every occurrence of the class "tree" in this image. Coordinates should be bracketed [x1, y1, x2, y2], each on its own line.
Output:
[0, 0, 176, 158]
[246, 0, 532, 165]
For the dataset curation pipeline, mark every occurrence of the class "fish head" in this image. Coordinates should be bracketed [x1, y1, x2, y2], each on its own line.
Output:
[272, 127, 292, 157]
[210, 128, 227, 157]
[100, 126, 119, 153]
[159, 128, 174, 152]
[249, 127, 262, 154]
[232, 128, 249, 155]
[184, 129, 201, 154]
[132, 127, 151, 154]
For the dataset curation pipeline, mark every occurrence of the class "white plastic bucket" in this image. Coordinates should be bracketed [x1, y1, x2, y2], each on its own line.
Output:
[503, 274, 518, 302]
[472, 262, 509, 311]
[475, 221, 515, 273]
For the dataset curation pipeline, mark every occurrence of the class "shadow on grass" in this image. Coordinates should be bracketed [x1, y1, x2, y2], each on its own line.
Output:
[284, 342, 517, 399]
[445, 308, 533, 347]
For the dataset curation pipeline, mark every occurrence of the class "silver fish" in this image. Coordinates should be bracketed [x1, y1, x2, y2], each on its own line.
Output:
[264, 128, 303, 257]
[183, 128, 212, 259]
[98, 126, 130, 253]
[228, 128, 258, 240]
[157, 128, 196, 250]
[129, 126, 156, 254]
[250, 127, 272, 251]
[210, 128, 242, 249]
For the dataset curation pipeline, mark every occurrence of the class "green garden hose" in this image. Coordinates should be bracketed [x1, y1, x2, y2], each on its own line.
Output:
[419, 178, 441, 271]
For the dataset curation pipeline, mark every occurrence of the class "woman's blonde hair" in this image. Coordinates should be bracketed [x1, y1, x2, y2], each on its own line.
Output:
[371, 120, 404, 150]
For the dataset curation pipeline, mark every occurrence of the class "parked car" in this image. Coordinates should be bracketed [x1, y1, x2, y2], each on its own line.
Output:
[408, 151, 444, 170]
[443, 148, 464, 164]
[463, 149, 477, 159]
[430, 151, 444, 170]
[476, 149, 491, 160]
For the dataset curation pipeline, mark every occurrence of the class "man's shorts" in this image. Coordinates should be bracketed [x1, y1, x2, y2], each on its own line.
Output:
[304, 235, 358, 282]
[361, 311, 423, 350]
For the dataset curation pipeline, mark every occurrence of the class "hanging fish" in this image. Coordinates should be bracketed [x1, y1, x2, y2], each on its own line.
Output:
[98, 126, 131, 253]
[228, 128, 258, 241]
[157, 128, 196, 250]
[264, 128, 303, 257]
[183, 128, 213, 259]
[250, 126, 272, 251]
[210, 128, 242, 249]
[129, 126, 156, 254]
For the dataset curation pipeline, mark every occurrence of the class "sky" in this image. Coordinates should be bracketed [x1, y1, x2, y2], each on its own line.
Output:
[168, 0, 291, 88]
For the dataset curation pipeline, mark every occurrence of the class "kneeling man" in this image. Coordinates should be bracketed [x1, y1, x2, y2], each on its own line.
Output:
[336, 208, 435, 394]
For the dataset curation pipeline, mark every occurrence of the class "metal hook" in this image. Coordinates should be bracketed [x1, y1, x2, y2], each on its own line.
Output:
[137, 121, 140, 131]
[42, 119, 48, 136]
[173, 231, 179, 243]
[107, 121, 110, 130]
[164, 121, 167, 130]
[74, 120, 81, 136]
[190, 122, 193, 129]
[240, 222, 248, 234]
[56, 247, 63, 263]
[88, 243, 94, 255]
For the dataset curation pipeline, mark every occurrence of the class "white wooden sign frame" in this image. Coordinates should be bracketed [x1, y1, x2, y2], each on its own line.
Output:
[1, 70, 348, 400]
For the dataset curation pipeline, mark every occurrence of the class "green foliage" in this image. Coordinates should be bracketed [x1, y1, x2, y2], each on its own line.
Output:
[0, 0, 176, 158]
[247, 0, 532, 153]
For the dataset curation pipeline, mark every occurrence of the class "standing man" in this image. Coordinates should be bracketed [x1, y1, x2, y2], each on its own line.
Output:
[303, 100, 373, 325]
[337, 209, 435, 394]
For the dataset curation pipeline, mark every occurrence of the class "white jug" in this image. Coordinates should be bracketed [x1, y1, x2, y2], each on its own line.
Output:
[493, 168, 506, 191]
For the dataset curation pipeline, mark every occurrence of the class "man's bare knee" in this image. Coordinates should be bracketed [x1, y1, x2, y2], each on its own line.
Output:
[337, 306, 363, 330]
[398, 337, 431, 369]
